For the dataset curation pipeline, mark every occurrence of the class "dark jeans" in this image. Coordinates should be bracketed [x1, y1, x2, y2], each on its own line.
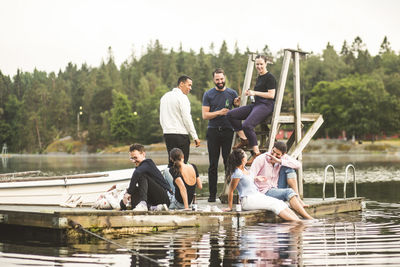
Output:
[164, 134, 190, 168]
[227, 101, 274, 147]
[206, 127, 234, 198]
[131, 174, 170, 208]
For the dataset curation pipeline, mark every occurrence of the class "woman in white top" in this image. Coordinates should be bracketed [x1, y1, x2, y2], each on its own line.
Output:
[224, 148, 300, 221]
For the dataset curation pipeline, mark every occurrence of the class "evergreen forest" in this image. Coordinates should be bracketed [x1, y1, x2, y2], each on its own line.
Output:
[1, 37, 400, 153]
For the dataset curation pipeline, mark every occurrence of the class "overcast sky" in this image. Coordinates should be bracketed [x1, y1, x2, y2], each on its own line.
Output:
[1, 0, 399, 76]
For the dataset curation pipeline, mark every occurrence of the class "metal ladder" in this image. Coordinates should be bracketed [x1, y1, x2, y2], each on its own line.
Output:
[323, 164, 357, 200]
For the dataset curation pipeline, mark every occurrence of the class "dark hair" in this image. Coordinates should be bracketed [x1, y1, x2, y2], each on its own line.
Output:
[129, 143, 145, 153]
[212, 68, 225, 77]
[255, 54, 268, 63]
[170, 147, 184, 172]
[177, 75, 192, 86]
[225, 149, 246, 183]
[274, 141, 287, 154]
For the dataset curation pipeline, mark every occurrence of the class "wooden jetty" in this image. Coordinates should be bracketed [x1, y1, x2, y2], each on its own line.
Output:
[0, 49, 364, 242]
[0, 196, 364, 242]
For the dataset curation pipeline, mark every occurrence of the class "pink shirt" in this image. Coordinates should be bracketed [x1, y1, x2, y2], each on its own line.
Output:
[250, 152, 300, 194]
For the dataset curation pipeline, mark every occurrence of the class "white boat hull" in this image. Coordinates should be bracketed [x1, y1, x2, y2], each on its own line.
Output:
[0, 166, 168, 206]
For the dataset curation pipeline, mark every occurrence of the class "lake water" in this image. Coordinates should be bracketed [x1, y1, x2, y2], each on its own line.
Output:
[1, 153, 400, 266]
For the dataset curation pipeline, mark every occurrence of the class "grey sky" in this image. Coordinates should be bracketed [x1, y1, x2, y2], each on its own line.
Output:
[1, 0, 399, 76]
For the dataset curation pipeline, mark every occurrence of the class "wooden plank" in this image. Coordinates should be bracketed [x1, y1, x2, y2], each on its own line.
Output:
[293, 52, 304, 197]
[267, 50, 291, 152]
[277, 113, 320, 123]
[0, 197, 364, 241]
[305, 198, 363, 217]
[232, 53, 256, 149]
[284, 48, 309, 55]
[240, 53, 256, 106]
[290, 115, 324, 158]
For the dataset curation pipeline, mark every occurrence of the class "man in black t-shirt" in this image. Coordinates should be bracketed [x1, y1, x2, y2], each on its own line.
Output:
[122, 143, 172, 211]
[202, 68, 240, 202]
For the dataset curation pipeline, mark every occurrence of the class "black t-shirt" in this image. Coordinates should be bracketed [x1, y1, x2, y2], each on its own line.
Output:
[169, 164, 199, 205]
[202, 87, 238, 129]
[127, 159, 172, 195]
[253, 72, 276, 104]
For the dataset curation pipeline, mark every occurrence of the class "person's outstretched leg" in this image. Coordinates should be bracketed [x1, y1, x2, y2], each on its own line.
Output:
[288, 196, 313, 219]
[278, 207, 301, 221]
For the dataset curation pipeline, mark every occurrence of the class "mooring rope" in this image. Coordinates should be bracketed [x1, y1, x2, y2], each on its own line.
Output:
[68, 219, 161, 266]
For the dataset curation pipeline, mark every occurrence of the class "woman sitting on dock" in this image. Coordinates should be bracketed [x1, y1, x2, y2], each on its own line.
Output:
[168, 148, 202, 210]
[224, 148, 301, 221]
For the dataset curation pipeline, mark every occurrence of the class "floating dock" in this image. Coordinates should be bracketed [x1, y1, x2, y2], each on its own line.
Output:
[0, 197, 364, 242]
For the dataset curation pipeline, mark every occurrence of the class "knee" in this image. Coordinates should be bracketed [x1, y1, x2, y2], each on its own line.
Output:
[287, 189, 297, 199]
[226, 111, 233, 121]
[242, 121, 253, 132]
[281, 166, 296, 177]
[208, 165, 218, 172]
[286, 169, 297, 179]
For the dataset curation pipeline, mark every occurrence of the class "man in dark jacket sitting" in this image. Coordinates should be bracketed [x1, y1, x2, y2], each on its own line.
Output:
[122, 143, 172, 211]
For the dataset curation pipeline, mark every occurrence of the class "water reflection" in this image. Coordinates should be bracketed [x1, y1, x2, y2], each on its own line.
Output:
[1, 201, 400, 266]
[1, 154, 400, 266]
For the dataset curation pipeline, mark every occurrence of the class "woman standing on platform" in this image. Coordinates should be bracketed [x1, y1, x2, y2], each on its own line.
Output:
[223, 149, 300, 221]
[227, 55, 276, 165]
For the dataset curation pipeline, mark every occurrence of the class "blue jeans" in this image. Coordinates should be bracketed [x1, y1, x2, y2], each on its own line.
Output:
[277, 166, 297, 189]
[162, 168, 175, 194]
[266, 187, 296, 201]
[168, 195, 186, 210]
[266, 166, 297, 201]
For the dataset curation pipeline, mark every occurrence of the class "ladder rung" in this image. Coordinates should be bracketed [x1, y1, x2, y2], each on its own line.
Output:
[277, 113, 320, 123]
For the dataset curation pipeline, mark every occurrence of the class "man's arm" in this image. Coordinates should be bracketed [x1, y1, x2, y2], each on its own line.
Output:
[202, 106, 229, 120]
[280, 154, 301, 169]
[179, 96, 199, 141]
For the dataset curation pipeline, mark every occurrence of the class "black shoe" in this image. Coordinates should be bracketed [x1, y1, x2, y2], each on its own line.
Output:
[208, 197, 216, 202]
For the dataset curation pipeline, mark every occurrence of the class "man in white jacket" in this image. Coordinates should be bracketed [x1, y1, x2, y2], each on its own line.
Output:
[160, 75, 200, 167]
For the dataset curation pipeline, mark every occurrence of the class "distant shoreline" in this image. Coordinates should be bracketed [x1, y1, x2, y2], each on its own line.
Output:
[4, 139, 400, 160]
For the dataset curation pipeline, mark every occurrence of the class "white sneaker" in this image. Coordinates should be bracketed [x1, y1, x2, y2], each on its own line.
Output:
[133, 201, 148, 211]
[155, 204, 169, 211]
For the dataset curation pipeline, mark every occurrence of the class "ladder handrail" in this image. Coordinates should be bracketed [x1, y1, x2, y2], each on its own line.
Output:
[323, 164, 337, 200]
[344, 164, 357, 199]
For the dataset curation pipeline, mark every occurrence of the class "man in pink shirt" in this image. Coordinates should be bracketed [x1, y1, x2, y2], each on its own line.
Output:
[250, 141, 313, 219]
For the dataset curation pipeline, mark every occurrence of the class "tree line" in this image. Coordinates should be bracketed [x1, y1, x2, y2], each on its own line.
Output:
[0, 37, 399, 153]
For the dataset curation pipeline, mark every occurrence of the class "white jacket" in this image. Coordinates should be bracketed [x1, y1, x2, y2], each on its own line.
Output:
[159, 88, 199, 140]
